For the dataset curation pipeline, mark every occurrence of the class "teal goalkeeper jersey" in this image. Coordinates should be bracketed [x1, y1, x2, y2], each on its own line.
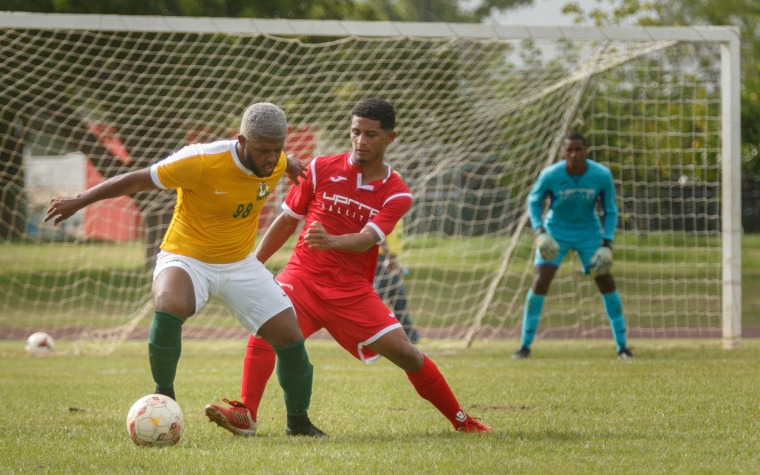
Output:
[527, 159, 618, 243]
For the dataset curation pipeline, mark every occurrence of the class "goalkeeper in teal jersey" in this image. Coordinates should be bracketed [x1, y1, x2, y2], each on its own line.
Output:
[512, 132, 633, 360]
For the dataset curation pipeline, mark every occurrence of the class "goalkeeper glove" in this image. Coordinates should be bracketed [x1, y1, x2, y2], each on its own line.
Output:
[534, 228, 559, 261]
[589, 244, 613, 276]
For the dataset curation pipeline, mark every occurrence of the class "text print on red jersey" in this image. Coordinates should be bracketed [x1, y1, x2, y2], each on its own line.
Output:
[321, 192, 379, 221]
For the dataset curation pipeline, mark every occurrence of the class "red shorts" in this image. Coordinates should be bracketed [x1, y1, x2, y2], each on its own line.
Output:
[276, 269, 402, 363]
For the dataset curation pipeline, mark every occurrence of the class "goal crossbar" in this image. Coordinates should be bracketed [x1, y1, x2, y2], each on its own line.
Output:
[0, 12, 739, 42]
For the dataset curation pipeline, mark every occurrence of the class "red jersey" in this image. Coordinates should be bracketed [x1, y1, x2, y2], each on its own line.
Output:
[282, 152, 413, 285]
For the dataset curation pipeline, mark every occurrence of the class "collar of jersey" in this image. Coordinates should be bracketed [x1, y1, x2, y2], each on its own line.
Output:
[347, 153, 391, 191]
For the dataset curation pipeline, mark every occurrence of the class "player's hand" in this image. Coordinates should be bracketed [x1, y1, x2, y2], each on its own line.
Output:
[589, 246, 613, 276]
[44, 196, 83, 225]
[535, 232, 559, 261]
[382, 254, 404, 277]
[304, 221, 334, 250]
[285, 154, 307, 186]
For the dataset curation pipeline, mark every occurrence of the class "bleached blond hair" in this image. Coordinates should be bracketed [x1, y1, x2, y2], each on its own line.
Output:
[240, 102, 287, 141]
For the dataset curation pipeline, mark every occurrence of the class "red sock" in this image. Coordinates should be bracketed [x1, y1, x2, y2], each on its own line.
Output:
[406, 354, 464, 428]
[241, 335, 276, 421]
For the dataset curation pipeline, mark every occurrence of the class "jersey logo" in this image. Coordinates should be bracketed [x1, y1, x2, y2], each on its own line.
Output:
[257, 182, 270, 201]
[330, 176, 348, 182]
[214, 190, 228, 195]
[558, 188, 596, 201]
[321, 192, 379, 221]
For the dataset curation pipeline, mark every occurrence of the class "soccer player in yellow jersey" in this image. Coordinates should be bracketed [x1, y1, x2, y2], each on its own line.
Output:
[44, 103, 325, 437]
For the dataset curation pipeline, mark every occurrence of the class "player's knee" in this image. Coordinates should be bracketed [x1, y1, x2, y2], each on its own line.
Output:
[371, 331, 422, 371]
[152, 281, 195, 319]
[532, 280, 552, 295]
[258, 309, 304, 347]
[393, 342, 424, 372]
[153, 295, 194, 320]
[595, 274, 616, 293]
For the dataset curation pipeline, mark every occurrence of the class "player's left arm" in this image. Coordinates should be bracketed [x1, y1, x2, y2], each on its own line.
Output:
[590, 168, 618, 275]
[600, 168, 619, 246]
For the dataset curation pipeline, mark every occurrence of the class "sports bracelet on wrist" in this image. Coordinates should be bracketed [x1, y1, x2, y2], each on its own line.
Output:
[602, 239, 613, 249]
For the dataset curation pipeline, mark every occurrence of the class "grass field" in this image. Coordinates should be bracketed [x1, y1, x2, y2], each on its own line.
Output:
[1, 339, 758, 474]
[1, 235, 758, 473]
[2, 233, 758, 331]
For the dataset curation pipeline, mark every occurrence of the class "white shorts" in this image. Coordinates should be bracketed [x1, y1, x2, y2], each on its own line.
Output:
[153, 251, 293, 335]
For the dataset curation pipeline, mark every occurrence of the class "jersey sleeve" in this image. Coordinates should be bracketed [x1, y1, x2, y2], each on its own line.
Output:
[599, 168, 619, 241]
[527, 170, 549, 231]
[367, 191, 413, 243]
[150, 144, 203, 190]
[281, 157, 317, 219]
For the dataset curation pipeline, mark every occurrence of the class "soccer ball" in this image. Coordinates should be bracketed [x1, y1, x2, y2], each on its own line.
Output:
[25, 332, 55, 356]
[126, 394, 185, 447]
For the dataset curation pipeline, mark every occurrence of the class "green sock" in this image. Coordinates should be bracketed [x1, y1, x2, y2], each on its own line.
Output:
[148, 310, 183, 393]
[273, 339, 313, 417]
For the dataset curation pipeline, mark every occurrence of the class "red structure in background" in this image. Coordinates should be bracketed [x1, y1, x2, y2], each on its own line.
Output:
[81, 123, 316, 241]
[286, 126, 316, 161]
[83, 124, 142, 241]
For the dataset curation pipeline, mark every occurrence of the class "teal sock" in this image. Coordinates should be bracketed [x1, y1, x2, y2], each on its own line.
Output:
[520, 289, 544, 348]
[602, 290, 628, 351]
[148, 310, 183, 392]
[273, 339, 313, 417]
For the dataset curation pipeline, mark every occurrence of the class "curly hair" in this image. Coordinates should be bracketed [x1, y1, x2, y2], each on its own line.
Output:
[351, 98, 395, 131]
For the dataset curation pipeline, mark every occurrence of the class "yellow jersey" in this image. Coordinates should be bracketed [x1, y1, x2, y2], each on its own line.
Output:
[380, 218, 403, 256]
[150, 139, 285, 264]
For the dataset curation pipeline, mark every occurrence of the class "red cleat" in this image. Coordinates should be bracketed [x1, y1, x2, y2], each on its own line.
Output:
[205, 398, 257, 436]
[454, 411, 493, 433]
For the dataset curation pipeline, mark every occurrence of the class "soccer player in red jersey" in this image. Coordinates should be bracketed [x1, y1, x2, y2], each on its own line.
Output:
[205, 98, 492, 434]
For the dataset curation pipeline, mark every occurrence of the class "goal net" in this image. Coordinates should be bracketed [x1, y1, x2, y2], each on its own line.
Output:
[0, 13, 741, 353]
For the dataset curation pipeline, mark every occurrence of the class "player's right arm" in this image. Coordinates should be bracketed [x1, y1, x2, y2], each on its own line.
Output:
[526, 170, 549, 232]
[44, 168, 157, 225]
[255, 211, 300, 264]
[526, 170, 559, 260]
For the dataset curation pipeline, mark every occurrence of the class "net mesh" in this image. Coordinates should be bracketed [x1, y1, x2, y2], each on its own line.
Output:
[0, 17, 727, 352]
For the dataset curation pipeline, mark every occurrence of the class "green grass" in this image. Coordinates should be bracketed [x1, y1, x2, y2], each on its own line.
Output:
[2, 233, 759, 330]
[1, 339, 759, 474]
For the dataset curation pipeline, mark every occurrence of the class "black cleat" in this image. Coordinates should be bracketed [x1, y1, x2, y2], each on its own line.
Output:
[286, 423, 328, 437]
[511, 346, 531, 359]
[285, 415, 328, 437]
[617, 347, 634, 359]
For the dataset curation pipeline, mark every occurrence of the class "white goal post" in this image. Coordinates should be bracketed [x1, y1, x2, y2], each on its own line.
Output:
[0, 12, 741, 352]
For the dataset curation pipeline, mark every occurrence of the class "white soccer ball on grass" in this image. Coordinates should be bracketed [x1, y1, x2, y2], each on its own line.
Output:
[25, 331, 55, 356]
[126, 394, 185, 447]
